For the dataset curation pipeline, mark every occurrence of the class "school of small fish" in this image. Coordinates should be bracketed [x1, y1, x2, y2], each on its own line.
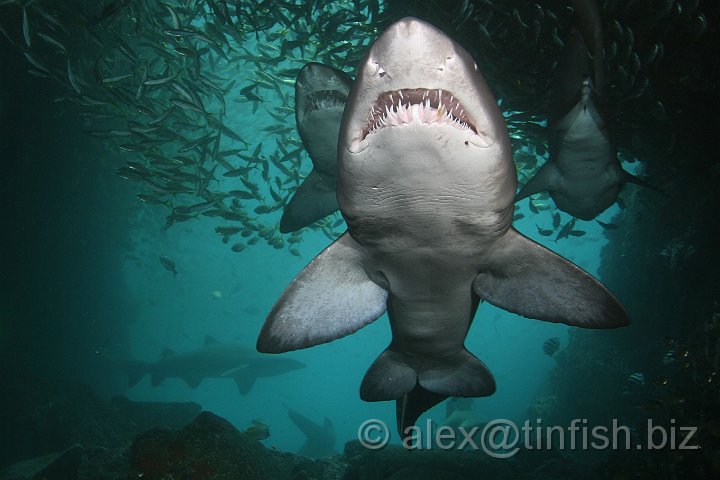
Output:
[0, 0, 706, 267]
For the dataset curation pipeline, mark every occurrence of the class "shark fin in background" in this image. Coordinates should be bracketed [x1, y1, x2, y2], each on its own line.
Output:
[473, 227, 629, 328]
[182, 373, 203, 389]
[279, 169, 339, 233]
[161, 348, 175, 359]
[257, 232, 388, 353]
[150, 372, 164, 387]
[515, 161, 561, 202]
[204, 335, 219, 346]
[125, 360, 149, 388]
[233, 370, 256, 395]
[446, 396, 474, 418]
[287, 407, 337, 457]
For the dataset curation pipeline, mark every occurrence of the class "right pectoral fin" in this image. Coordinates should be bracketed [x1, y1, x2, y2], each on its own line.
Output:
[257, 232, 388, 353]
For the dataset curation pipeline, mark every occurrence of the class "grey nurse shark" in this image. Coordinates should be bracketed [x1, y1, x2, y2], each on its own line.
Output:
[125, 335, 305, 394]
[515, 0, 661, 220]
[257, 18, 629, 436]
[279, 62, 353, 233]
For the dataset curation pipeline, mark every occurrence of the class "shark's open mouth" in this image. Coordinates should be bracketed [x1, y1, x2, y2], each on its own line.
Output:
[361, 88, 478, 140]
[305, 90, 347, 116]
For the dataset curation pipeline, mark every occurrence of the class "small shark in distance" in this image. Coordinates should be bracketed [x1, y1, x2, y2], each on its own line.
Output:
[443, 397, 486, 432]
[257, 17, 629, 438]
[286, 406, 336, 458]
[279, 62, 353, 233]
[515, 0, 662, 220]
[122, 335, 305, 394]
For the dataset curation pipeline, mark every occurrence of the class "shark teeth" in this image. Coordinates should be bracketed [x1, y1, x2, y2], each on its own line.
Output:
[305, 90, 347, 116]
[362, 88, 477, 139]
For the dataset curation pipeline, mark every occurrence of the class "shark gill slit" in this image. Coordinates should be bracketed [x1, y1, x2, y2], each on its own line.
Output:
[361, 88, 479, 140]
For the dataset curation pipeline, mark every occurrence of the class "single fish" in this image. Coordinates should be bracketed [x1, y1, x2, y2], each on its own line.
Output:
[158, 254, 178, 277]
[243, 419, 270, 441]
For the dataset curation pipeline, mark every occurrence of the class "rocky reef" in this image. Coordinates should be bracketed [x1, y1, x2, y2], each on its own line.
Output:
[4, 377, 716, 480]
[1, 407, 602, 480]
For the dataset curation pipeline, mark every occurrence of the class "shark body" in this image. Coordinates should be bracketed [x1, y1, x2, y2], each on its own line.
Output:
[280, 62, 353, 233]
[258, 18, 628, 436]
[516, 0, 659, 220]
[126, 336, 305, 394]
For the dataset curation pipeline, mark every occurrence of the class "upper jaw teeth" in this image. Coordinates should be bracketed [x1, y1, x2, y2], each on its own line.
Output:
[361, 88, 478, 139]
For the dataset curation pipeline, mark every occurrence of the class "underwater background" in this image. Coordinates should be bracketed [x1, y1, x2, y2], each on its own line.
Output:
[0, 0, 718, 478]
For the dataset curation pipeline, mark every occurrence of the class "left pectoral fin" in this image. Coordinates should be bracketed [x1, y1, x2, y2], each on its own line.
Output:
[279, 169, 339, 233]
[473, 228, 629, 328]
[257, 232, 388, 353]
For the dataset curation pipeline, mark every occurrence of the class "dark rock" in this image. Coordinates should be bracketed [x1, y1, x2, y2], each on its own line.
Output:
[31, 444, 84, 480]
[77, 447, 129, 480]
[1, 445, 130, 480]
[0, 453, 62, 480]
[107, 396, 202, 433]
[528, 457, 586, 480]
[386, 466, 471, 480]
[129, 411, 295, 480]
[0, 444, 129, 480]
[342, 440, 517, 480]
[0, 381, 200, 469]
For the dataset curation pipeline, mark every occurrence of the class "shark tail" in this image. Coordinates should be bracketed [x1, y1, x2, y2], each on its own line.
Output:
[396, 385, 448, 440]
[360, 348, 496, 438]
